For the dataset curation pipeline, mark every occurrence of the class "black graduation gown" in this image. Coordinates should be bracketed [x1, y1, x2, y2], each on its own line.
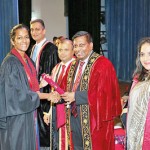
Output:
[0, 54, 40, 150]
[35, 42, 59, 147]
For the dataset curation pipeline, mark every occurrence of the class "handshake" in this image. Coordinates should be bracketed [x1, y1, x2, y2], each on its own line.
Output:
[40, 73, 63, 103]
[41, 73, 75, 104]
[41, 73, 75, 126]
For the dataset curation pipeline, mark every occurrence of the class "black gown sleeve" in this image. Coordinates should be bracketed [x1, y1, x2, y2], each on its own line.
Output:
[0, 55, 40, 129]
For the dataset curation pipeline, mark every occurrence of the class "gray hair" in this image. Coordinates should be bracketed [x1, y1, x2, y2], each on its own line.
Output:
[72, 31, 93, 43]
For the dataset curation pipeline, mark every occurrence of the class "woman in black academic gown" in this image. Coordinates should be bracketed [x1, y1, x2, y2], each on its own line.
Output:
[0, 24, 54, 150]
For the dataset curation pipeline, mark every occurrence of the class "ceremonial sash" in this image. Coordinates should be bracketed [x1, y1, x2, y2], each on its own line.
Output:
[66, 52, 100, 150]
[11, 48, 40, 150]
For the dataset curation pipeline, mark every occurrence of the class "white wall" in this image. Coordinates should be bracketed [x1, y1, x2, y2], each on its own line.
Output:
[32, 0, 68, 42]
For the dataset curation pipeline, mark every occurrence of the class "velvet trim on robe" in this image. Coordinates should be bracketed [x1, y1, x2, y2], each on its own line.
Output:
[88, 56, 122, 150]
[61, 55, 121, 150]
[88, 56, 121, 131]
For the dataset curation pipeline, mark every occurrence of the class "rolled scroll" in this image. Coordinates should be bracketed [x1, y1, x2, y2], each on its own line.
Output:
[41, 73, 64, 94]
[41, 73, 66, 129]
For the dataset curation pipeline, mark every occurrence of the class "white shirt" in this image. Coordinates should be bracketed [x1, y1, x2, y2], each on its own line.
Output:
[32, 38, 47, 62]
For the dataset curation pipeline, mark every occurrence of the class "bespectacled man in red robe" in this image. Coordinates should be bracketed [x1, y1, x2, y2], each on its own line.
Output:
[60, 31, 122, 150]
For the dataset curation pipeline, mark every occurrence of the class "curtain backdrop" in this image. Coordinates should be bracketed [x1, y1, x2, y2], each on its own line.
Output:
[18, 0, 31, 27]
[18, 0, 33, 56]
[68, 0, 100, 53]
[105, 0, 150, 82]
[0, 0, 19, 64]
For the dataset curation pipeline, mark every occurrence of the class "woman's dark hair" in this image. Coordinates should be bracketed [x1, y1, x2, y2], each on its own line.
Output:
[10, 24, 29, 43]
[133, 37, 150, 81]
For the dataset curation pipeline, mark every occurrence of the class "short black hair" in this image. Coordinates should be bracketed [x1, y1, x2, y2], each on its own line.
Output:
[72, 31, 93, 43]
[30, 19, 45, 28]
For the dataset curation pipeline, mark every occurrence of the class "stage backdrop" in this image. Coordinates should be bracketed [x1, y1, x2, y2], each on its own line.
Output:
[106, 0, 150, 81]
[68, 0, 100, 54]
[0, 0, 18, 64]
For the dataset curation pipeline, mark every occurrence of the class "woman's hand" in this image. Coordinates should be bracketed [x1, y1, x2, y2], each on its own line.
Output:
[39, 74, 51, 88]
[39, 78, 48, 88]
[48, 91, 61, 103]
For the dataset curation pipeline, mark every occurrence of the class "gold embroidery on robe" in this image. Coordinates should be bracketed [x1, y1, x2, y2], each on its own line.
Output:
[66, 52, 100, 149]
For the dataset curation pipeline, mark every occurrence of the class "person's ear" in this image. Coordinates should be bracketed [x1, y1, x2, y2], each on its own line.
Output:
[11, 39, 15, 46]
[43, 28, 46, 34]
[90, 42, 93, 49]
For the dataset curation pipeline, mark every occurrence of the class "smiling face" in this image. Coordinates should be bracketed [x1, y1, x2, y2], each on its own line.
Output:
[140, 43, 150, 71]
[73, 36, 93, 61]
[11, 28, 30, 55]
[58, 40, 74, 63]
[30, 22, 46, 43]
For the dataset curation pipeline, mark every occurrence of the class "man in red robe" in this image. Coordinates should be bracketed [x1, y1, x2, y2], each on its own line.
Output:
[42, 39, 75, 150]
[61, 31, 122, 150]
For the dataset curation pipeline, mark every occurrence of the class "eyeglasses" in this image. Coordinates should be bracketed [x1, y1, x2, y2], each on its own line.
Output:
[73, 43, 86, 48]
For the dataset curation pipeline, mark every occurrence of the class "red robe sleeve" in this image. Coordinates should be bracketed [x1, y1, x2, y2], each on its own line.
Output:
[88, 56, 122, 133]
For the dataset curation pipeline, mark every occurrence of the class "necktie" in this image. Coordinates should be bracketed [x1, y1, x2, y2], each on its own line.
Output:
[32, 45, 38, 62]
[57, 65, 66, 85]
[71, 61, 85, 117]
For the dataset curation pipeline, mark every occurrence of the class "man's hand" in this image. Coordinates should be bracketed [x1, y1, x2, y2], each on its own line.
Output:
[48, 91, 61, 103]
[43, 112, 50, 125]
[61, 92, 75, 104]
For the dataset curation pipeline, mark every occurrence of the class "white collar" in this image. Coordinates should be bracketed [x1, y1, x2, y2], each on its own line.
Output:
[61, 57, 75, 68]
[36, 38, 47, 48]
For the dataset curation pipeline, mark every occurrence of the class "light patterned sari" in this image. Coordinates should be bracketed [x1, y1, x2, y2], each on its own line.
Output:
[127, 80, 150, 150]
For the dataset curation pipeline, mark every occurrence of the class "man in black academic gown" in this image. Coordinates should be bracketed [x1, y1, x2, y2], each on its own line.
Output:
[30, 19, 59, 150]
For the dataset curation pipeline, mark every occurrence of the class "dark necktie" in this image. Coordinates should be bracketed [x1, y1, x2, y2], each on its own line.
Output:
[71, 61, 85, 117]
[57, 65, 66, 85]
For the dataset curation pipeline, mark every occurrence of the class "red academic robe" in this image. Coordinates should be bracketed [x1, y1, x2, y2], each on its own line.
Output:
[88, 56, 122, 150]
[61, 55, 122, 150]
[55, 59, 76, 150]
